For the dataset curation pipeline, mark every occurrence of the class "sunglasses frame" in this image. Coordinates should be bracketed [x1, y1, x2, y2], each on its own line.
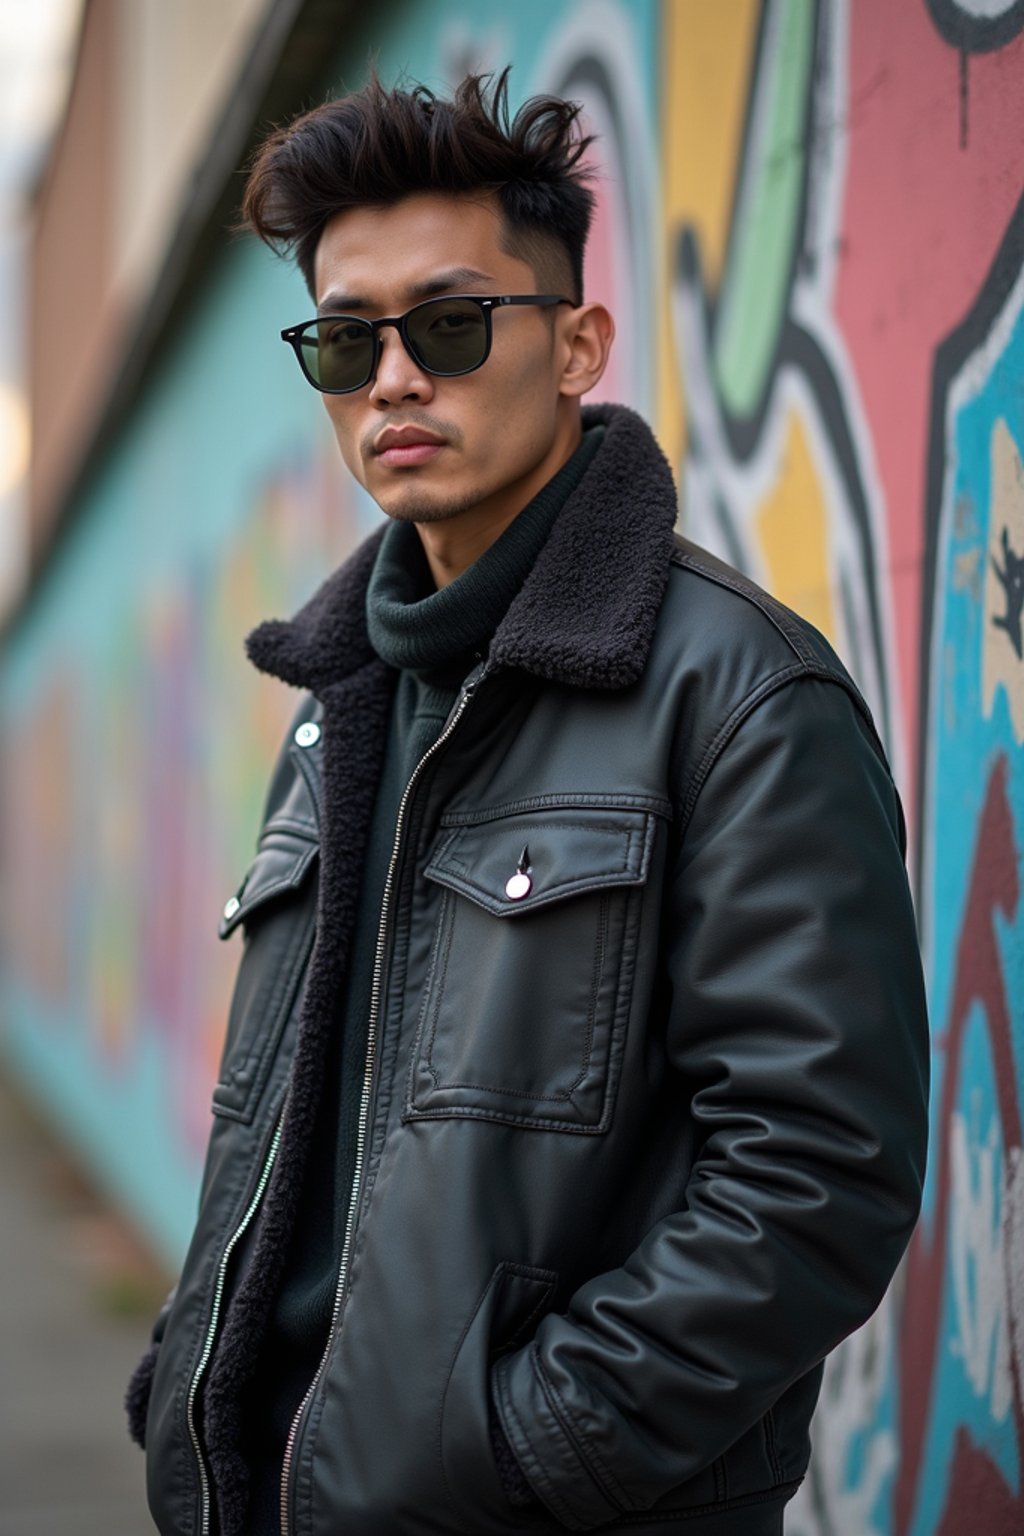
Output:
[280, 293, 572, 393]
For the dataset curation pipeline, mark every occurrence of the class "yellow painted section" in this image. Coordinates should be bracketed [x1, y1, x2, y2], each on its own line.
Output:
[657, 0, 762, 471]
[754, 410, 837, 641]
[662, 0, 762, 287]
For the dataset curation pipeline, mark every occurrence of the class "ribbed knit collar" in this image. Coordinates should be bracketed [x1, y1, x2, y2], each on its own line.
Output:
[365, 424, 604, 680]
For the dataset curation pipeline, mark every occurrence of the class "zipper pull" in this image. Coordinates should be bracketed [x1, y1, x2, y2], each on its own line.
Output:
[462, 660, 489, 699]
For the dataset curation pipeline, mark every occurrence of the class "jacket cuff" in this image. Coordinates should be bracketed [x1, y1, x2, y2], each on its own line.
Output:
[493, 1346, 623, 1531]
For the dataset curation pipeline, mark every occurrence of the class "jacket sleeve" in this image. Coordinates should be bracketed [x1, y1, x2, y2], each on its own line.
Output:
[492, 674, 930, 1530]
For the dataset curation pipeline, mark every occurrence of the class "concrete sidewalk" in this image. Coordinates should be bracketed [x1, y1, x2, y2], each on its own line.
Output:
[0, 1070, 165, 1535]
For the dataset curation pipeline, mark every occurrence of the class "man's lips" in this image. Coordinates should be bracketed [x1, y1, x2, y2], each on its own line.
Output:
[373, 427, 447, 468]
[377, 441, 444, 467]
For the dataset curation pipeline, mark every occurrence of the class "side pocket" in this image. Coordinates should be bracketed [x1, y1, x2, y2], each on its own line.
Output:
[212, 831, 317, 1123]
[440, 1264, 558, 1534]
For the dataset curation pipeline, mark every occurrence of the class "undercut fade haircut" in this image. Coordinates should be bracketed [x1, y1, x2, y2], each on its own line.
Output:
[241, 68, 596, 304]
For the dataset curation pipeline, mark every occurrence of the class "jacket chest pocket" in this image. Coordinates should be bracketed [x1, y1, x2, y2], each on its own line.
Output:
[404, 807, 654, 1133]
[213, 826, 318, 1123]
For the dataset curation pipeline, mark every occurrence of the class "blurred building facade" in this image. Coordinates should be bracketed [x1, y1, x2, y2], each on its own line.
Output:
[1, 2, 1022, 1533]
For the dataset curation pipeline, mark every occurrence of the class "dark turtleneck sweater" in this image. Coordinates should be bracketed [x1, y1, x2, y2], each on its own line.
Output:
[241, 425, 603, 1528]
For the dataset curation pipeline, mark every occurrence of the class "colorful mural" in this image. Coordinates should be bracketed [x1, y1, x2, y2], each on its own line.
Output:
[0, 1, 1021, 1529]
[655, 3, 1024, 1532]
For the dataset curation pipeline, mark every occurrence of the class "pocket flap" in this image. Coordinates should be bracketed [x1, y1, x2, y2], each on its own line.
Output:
[424, 807, 654, 917]
[219, 830, 318, 938]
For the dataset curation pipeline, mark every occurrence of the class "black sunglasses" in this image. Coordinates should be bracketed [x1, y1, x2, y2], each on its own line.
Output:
[280, 293, 572, 393]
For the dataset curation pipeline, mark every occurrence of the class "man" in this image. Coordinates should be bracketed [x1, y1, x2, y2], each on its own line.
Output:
[127, 71, 929, 1536]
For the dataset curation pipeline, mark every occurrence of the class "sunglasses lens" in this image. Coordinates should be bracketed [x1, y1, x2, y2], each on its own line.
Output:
[301, 319, 375, 391]
[406, 298, 487, 374]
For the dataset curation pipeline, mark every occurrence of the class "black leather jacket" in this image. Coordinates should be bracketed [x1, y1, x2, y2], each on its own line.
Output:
[132, 405, 929, 1536]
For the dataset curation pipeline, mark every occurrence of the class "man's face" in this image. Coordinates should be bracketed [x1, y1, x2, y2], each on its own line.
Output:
[311, 192, 576, 525]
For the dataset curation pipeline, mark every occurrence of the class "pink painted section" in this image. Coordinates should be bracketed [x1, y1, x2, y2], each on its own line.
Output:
[835, 0, 1024, 792]
[582, 128, 631, 407]
[585, 165, 624, 403]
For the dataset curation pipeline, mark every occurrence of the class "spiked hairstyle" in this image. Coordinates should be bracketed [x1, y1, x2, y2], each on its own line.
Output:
[241, 68, 597, 303]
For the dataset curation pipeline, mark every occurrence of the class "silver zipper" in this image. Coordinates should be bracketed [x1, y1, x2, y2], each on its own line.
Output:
[187, 1113, 284, 1536]
[279, 669, 485, 1536]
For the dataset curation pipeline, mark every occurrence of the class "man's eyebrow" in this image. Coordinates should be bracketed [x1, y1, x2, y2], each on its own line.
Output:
[317, 267, 496, 314]
[407, 267, 496, 299]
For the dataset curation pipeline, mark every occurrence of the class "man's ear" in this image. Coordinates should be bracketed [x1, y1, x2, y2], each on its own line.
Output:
[556, 303, 615, 399]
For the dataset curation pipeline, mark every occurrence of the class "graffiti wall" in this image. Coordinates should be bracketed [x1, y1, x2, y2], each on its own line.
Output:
[0, 1, 1021, 1530]
[654, 3, 1024, 1532]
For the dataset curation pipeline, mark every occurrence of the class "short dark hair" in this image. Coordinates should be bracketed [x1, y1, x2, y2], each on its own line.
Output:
[241, 68, 596, 303]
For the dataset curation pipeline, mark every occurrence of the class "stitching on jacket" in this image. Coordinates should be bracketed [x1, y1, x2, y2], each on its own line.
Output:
[423, 891, 458, 1091]
[566, 892, 606, 1104]
[404, 890, 451, 1106]
[600, 1480, 802, 1522]
[640, 811, 657, 876]
[430, 869, 649, 916]
[532, 1346, 634, 1512]
[260, 814, 319, 840]
[288, 740, 323, 827]
[670, 546, 885, 747]
[403, 1104, 611, 1134]
[669, 549, 819, 667]
[678, 665, 807, 835]
[219, 847, 317, 938]
[226, 906, 311, 1088]
[439, 793, 672, 825]
[425, 818, 649, 914]
[441, 819, 643, 837]
[436, 1267, 494, 1519]
[680, 666, 895, 841]
[216, 945, 288, 1094]
[506, 1274, 558, 1347]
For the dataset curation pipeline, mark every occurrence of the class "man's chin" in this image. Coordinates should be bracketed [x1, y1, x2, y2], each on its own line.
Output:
[374, 483, 481, 526]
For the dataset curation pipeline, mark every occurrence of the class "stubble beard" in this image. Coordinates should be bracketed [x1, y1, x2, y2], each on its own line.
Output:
[380, 482, 485, 525]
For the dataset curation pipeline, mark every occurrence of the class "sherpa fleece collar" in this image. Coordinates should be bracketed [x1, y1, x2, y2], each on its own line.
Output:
[245, 403, 679, 694]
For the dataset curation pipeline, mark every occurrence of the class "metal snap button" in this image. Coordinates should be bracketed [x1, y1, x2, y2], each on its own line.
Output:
[505, 844, 532, 901]
[294, 720, 321, 748]
[223, 895, 241, 921]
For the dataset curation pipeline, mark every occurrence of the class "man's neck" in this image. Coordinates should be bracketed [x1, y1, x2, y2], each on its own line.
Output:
[415, 418, 584, 589]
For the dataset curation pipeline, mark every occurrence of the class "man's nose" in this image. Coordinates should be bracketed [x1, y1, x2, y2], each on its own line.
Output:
[368, 328, 434, 406]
